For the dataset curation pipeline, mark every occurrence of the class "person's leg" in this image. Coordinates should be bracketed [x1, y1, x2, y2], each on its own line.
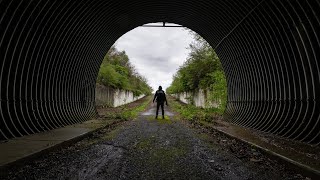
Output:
[161, 103, 164, 119]
[156, 102, 160, 118]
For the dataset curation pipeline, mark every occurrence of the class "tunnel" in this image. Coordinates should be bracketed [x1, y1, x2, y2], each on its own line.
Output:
[0, 0, 319, 145]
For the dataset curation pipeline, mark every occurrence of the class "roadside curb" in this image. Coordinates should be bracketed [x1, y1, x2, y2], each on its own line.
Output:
[0, 120, 121, 175]
[210, 126, 320, 179]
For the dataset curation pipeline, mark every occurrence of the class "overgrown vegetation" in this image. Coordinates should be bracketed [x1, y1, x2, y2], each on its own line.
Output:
[168, 95, 223, 124]
[166, 32, 227, 110]
[104, 96, 152, 121]
[97, 46, 152, 96]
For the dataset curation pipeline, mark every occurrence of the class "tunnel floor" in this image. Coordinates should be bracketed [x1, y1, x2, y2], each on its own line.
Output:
[1, 101, 310, 179]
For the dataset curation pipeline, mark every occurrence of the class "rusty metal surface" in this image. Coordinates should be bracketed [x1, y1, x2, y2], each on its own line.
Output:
[0, 0, 319, 145]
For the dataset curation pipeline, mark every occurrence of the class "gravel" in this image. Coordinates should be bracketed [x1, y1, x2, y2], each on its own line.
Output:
[1, 104, 309, 180]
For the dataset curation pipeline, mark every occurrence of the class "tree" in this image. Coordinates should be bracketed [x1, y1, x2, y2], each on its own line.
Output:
[97, 47, 153, 95]
[166, 32, 227, 110]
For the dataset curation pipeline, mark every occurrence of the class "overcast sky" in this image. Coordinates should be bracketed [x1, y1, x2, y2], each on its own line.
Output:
[115, 23, 194, 92]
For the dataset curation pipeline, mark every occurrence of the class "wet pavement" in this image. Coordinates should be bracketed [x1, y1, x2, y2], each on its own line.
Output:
[140, 103, 174, 116]
[1, 102, 310, 179]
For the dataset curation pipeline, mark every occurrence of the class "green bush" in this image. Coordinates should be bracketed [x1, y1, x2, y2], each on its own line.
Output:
[166, 32, 227, 112]
[170, 98, 221, 124]
[97, 46, 152, 96]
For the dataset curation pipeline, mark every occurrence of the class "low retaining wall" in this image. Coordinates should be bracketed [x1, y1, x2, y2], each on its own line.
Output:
[172, 89, 220, 108]
[95, 84, 145, 107]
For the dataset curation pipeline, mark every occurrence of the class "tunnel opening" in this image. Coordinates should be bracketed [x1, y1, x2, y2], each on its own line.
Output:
[94, 23, 227, 112]
[0, 0, 319, 145]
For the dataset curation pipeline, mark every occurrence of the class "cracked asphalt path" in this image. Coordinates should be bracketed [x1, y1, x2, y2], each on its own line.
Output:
[2, 102, 305, 179]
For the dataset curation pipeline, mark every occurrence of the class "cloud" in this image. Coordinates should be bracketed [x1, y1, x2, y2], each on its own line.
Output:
[115, 24, 193, 92]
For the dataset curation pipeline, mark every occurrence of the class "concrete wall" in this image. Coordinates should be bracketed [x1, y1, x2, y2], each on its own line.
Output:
[172, 89, 220, 108]
[95, 84, 145, 107]
[113, 89, 145, 107]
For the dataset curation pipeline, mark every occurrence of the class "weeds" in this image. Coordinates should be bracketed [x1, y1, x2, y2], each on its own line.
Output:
[104, 96, 151, 121]
[168, 97, 222, 124]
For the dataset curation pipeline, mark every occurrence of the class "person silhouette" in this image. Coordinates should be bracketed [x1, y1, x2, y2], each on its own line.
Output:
[153, 86, 168, 119]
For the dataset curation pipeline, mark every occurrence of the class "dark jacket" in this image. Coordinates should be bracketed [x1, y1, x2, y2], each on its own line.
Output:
[153, 90, 167, 103]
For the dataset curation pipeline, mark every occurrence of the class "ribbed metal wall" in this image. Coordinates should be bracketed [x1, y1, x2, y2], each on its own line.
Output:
[0, 0, 319, 145]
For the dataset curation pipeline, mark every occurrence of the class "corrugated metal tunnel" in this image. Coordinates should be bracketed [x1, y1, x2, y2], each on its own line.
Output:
[0, 0, 319, 145]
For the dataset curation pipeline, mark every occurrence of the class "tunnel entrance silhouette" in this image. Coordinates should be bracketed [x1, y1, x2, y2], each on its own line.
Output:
[0, 0, 319, 145]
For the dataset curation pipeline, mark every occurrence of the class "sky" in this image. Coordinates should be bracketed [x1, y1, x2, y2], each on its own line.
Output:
[115, 23, 194, 92]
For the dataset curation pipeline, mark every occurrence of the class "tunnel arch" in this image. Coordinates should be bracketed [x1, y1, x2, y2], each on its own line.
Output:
[0, 0, 319, 145]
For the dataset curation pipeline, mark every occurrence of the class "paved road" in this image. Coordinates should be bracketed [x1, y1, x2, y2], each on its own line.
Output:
[2, 103, 305, 179]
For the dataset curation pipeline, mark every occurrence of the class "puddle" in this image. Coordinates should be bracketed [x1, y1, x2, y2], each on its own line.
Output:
[141, 106, 174, 116]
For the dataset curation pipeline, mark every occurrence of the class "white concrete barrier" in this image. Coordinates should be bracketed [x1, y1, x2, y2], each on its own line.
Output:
[95, 84, 145, 107]
[172, 89, 220, 108]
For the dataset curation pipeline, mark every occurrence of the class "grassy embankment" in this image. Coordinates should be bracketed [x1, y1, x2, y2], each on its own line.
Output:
[167, 95, 224, 126]
[103, 95, 152, 121]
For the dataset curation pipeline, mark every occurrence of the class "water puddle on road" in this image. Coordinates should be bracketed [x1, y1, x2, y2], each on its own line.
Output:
[141, 106, 174, 116]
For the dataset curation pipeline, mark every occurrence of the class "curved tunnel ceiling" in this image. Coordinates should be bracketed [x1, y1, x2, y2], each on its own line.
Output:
[0, 0, 319, 145]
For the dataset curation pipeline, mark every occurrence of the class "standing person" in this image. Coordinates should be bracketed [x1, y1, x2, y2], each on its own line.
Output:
[153, 86, 168, 119]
